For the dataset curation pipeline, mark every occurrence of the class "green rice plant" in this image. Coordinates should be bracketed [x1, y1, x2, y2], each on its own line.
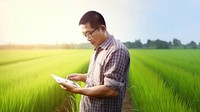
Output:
[0, 49, 67, 66]
[128, 50, 193, 112]
[137, 49, 200, 76]
[130, 50, 200, 112]
[0, 49, 91, 112]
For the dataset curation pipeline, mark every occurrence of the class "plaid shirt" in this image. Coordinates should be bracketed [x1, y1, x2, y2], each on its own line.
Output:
[80, 35, 130, 112]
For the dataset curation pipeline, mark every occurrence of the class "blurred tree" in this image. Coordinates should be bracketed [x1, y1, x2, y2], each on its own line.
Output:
[134, 39, 143, 48]
[154, 39, 170, 49]
[172, 38, 182, 48]
[186, 41, 197, 49]
[123, 41, 134, 48]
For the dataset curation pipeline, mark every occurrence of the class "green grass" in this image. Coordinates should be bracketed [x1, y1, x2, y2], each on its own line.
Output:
[0, 49, 92, 112]
[129, 58, 193, 112]
[1, 49, 200, 112]
[129, 49, 200, 112]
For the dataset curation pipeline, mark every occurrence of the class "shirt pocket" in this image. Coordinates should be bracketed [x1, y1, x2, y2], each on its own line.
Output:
[93, 58, 104, 85]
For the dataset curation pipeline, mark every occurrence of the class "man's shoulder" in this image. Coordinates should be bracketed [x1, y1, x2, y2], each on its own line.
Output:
[110, 37, 129, 52]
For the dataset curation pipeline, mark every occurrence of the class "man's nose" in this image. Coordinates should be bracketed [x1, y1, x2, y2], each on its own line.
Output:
[86, 37, 92, 41]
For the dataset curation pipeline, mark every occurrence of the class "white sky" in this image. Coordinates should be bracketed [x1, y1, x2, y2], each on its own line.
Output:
[0, 0, 200, 44]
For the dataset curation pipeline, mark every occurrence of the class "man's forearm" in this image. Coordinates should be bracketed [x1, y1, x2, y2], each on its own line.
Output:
[72, 85, 118, 97]
[80, 74, 87, 82]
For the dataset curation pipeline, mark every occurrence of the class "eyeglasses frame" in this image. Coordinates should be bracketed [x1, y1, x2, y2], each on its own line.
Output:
[83, 27, 99, 39]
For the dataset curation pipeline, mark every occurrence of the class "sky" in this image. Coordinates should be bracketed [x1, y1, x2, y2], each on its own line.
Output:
[0, 0, 200, 45]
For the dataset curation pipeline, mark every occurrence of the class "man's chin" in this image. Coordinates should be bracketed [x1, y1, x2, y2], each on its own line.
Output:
[90, 42, 95, 46]
[90, 42, 98, 48]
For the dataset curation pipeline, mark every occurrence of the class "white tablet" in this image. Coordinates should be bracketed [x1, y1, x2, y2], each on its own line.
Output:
[51, 74, 80, 88]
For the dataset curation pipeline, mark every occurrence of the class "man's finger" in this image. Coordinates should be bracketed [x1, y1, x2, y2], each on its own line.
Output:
[60, 84, 67, 90]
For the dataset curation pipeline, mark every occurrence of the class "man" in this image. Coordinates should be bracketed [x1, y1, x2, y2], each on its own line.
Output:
[60, 11, 130, 112]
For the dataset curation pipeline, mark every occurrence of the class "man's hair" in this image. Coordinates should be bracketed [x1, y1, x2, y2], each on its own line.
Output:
[79, 11, 106, 28]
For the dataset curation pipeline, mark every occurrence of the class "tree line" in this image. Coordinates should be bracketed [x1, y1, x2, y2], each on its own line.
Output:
[123, 38, 200, 49]
[0, 38, 199, 49]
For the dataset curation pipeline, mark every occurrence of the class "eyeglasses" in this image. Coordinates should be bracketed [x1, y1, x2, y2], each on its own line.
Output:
[83, 27, 99, 39]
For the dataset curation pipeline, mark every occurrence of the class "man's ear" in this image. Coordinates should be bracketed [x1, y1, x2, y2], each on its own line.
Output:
[100, 25, 106, 31]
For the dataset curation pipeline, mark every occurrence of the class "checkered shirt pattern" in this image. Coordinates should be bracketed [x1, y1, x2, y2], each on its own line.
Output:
[80, 35, 130, 112]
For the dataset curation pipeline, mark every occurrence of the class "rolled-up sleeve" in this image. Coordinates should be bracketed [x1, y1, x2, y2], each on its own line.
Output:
[104, 48, 130, 92]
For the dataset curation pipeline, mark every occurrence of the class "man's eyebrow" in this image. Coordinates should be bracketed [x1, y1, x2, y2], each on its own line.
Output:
[85, 31, 90, 33]
[83, 31, 90, 34]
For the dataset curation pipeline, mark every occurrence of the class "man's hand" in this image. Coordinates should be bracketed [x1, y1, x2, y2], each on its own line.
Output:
[60, 82, 77, 93]
[60, 73, 118, 97]
[67, 73, 87, 82]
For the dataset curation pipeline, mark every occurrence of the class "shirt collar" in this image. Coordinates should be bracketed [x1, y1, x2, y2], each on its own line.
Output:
[95, 35, 113, 51]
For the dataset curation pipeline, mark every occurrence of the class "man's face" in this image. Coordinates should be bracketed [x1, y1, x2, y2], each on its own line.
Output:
[80, 23, 104, 48]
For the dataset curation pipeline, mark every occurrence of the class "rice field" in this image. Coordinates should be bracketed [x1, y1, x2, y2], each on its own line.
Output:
[0, 49, 92, 112]
[129, 49, 200, 112]
[0, 49, 199, 112]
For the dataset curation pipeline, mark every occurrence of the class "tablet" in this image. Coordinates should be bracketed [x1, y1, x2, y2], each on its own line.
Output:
[51, 74, 80, 88]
